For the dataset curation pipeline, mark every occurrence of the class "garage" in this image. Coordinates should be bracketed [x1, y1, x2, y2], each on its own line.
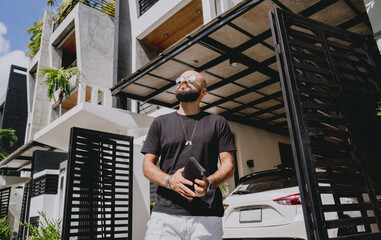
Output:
[111, 0, 381, 239]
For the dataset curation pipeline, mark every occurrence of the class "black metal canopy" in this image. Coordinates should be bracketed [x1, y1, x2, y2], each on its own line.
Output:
[111, 0, 373, 135]
[0, 140, 57, 171]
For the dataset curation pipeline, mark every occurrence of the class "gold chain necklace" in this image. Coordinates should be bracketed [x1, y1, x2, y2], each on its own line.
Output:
[179, 113, 199, 146]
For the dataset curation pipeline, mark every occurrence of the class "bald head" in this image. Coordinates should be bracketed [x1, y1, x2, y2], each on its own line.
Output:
[181, 70, 207, 89]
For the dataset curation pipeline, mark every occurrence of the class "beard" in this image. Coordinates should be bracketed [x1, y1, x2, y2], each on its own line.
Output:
[175, 88, 200, 102]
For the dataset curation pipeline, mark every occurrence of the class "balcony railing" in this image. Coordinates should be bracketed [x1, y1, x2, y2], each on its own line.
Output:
[138, 0, 159, 17]
[66, 59, 77, 69]
[53, 0, 115, 32]
[138, 102, 160, 115]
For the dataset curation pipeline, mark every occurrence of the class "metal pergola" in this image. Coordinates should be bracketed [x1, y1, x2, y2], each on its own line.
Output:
[111, 0, 373, 136]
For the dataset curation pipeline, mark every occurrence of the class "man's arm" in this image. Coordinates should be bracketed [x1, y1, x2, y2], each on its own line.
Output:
[143, 153, 195, 199]
[194, 151, 235, 196]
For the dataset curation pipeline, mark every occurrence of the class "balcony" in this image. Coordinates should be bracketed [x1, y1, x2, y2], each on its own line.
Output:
[138, 102, 160, 115]
[53, 0, 115, 32]
[50, 80, 108, 122]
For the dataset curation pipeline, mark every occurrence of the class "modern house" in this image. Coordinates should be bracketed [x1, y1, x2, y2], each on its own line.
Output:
[0, 64, 29, 235]
[0, 0, 380, 240]
[0, 65, 28, 154]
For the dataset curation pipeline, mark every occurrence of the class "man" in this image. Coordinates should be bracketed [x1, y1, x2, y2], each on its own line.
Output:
[141, 70, 236, 240]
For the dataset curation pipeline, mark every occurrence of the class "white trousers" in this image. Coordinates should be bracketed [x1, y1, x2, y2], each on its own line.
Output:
[145, 212, 223, 240]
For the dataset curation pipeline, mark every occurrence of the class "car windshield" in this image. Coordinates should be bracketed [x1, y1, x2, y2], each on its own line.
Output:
[235, 170, 298, 194]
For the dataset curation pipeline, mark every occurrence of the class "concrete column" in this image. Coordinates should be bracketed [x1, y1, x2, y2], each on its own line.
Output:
[50, 47, 62, 69]
[202, 0, 217, 24]
[77, 83, 86, 105]
[91, 86, 98, 104]
[364, 0, 381, 53]
[216, 0, 229, 15]
[29, 10, 54, 139]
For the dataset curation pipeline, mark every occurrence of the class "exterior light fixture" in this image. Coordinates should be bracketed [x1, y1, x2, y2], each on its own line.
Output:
[247, 159, 254, 168]
[164, 33, 169, 38]
[229, 56, 240, 67]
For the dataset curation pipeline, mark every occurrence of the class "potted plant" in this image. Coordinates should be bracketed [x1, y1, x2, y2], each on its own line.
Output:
[37, 66, 81, 117]
[25, 18, 43, 59]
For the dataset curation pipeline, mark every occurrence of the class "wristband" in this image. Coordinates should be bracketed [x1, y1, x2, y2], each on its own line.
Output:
[165, 174, 172, 189]
[206, 177, 213, 191]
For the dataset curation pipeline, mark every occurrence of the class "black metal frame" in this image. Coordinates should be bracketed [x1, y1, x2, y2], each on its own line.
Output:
[271, 7, 381, 240]
[31, 174, 59, 197]
[17, 181, 31, 240]
[0, 187, 11, 219]
[62, 127, 134, 240]
[112, 0, 372, 136]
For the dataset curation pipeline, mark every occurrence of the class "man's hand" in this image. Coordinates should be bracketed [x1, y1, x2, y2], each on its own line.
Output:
[170, 168, 196, 199]
[194, 176, 208, 197]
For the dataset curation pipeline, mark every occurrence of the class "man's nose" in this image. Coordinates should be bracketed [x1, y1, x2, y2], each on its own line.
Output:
[178, 78, 190, 86]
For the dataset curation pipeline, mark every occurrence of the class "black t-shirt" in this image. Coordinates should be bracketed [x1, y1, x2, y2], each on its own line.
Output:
[141, 111, 236, 217]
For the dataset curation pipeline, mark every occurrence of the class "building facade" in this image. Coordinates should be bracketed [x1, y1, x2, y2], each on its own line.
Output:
[0, 0, 380, 239]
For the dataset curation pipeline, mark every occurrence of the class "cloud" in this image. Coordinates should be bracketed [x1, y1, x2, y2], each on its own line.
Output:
[0, 22, 10, 55]
[0, 50, 29, 98]
[0, 21, 29, 99]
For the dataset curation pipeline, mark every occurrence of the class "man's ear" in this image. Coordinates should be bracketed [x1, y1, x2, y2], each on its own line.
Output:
[201, 88, 207, 97]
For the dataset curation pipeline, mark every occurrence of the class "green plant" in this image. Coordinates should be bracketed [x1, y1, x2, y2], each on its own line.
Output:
[37, 67, 80, 104]
[56, 0, 71, 20]
[0, 216, 12, 240]
[46, 0, 57, 10]
[20, 211, 61, 240]
[0, 129, 18, 160]
[219, 182, 229, 199]
[38, 66, 81, 117]
[377, 102, 381, 116]
[100, 0, 115, 16]
[25, 17, 43, 59]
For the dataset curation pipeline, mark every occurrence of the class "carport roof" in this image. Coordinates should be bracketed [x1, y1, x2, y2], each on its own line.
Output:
[0, 140, 57, 171]
[111, 0, 372, 135]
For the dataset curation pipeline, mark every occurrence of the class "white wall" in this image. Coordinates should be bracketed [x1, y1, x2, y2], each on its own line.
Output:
[363, 0, 381, 52]
[229, 121, 290, 177]
[28, 170, 61, 221]
[8, 188, 24, 231]
[132, 143, 150, 240]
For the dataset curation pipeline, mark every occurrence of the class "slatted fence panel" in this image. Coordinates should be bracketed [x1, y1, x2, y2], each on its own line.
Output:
[271, 8, 381, 240]
[31, 174, 59, 197]
[62, 127, 133, 240]
[0, 187, 11, 219]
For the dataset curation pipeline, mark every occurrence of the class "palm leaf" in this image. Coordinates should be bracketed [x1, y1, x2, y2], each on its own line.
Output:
[38, 67, 81, 104]
[0, 129, 18, 147]
[25, 18, 43, 58]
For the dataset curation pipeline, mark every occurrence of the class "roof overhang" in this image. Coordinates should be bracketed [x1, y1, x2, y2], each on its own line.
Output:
[34, 102, 153, 151]
[0, 102, 154, 171]
[0, 140, 56, 170]
[111, 0, 373, 135]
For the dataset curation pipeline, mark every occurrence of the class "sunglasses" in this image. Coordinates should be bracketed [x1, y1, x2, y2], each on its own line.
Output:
[175, 75, 197, 85]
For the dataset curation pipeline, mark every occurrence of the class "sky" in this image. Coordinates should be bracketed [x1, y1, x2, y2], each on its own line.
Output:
[0, 0, 50, 98]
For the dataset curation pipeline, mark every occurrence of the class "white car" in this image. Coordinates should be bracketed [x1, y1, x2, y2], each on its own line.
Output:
[222, 168, 361, 239]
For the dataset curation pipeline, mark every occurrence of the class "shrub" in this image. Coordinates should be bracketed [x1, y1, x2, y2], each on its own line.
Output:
[20, 211, 61, 240]
[0, 216, 12, 240]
